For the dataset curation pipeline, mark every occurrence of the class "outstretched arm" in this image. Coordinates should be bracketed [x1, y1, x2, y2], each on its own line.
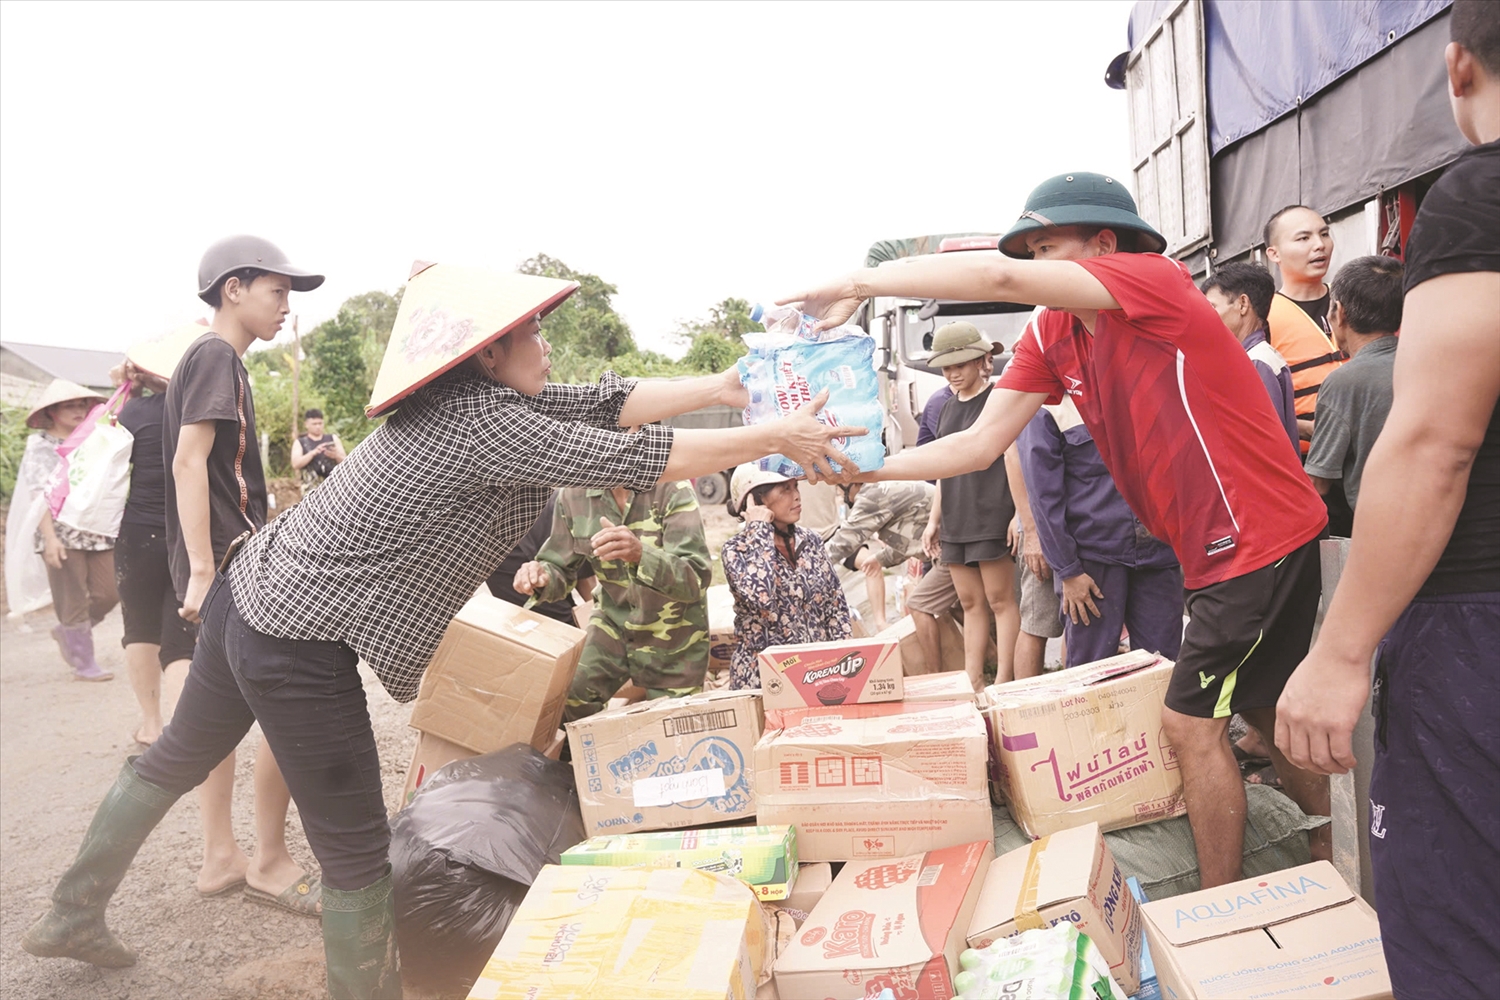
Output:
[864, 387, 1048, 484]
[618, 366, 749, 426]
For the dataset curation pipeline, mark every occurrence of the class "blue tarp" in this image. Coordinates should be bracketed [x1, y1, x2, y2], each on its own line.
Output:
[1127, 0, 1453, 154]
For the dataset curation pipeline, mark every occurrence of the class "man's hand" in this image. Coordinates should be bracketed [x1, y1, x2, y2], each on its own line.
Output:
[1022, 530, 1051, 581]
[743, 497, 773, 523]
[179, 570, 213, 624]
[1061, 573, 1103, 625]
[591, 517, 643, 564]
[780, 390, 865, 484]
[777, 275, 863, 333]
[858, 550, 883, 580]
[719, 364, 749, 409]
[512, 561, 552, 596]
[1274, 648, 1372, 775]
[1297, 418, 1315, 442]
[921, 520, 941, 561]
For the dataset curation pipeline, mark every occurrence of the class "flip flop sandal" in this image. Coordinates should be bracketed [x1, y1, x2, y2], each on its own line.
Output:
[197, 877, 247, 899]
[1244, 764, 1284, 790]
[244, 876, 322, 918]
[1232, 743, 1271, 772]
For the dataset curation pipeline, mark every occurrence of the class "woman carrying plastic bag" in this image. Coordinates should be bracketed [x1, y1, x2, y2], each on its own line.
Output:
[6, 378, 130, 680]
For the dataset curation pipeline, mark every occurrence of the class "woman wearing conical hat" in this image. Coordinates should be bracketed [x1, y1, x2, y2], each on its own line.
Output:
[5, 378, 116, 681]
[24, 261, 855, 998]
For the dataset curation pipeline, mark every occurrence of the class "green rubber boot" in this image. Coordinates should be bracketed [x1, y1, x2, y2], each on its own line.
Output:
[322, 866, 402, 999]
[21, 761, 178, 967]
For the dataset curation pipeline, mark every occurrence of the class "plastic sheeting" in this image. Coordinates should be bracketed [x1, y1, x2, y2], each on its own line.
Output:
[1127, 0, 1452, 154]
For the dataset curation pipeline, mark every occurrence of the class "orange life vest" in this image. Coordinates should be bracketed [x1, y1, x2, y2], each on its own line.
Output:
[1267, 293, 1344, 453]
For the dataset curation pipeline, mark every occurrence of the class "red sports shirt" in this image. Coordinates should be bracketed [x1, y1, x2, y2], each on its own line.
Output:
[997, 253, 1326, 589]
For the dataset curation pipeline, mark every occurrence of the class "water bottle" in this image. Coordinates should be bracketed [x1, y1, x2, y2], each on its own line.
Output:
[749, 302, 817, 339]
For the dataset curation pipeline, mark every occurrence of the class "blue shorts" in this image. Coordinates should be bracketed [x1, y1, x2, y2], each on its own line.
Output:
[1369, 592, 1500, 999]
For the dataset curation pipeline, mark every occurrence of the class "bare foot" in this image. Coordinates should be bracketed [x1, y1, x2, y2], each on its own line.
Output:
[1236, 727, 1272, 759]
[248, 856, 322, 915]
[197, 847, 250, 895]
[133, 725, 162, 747]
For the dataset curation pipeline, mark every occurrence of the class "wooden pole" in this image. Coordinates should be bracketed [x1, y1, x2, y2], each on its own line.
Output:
[290, 314, 301, 452]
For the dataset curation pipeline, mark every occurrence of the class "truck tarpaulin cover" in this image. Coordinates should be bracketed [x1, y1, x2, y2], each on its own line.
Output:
[864, 233, 997, 269]
[1128, 0, 1453, 155]
[390, 744, 586, 995]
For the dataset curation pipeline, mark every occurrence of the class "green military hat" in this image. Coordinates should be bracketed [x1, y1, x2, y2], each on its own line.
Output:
[999, 172, 1166, 258]
[925, 321, 993, 368]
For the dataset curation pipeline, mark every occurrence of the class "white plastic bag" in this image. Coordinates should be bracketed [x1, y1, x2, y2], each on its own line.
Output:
[4, 436, 55, 616]
[47, 384, 132, 538]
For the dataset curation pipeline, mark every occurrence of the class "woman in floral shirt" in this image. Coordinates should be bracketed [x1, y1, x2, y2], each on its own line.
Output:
[722, 464, 851, 689]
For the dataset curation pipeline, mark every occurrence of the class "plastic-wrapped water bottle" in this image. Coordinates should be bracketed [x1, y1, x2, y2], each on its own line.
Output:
[749, 302, 817, 339]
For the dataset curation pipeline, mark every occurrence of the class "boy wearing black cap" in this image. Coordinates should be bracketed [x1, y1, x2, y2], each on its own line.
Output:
[783, 171, 1330, 891]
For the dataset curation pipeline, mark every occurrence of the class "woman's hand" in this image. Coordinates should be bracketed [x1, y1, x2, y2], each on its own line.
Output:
[718, 364, 749, 409]
[922, 520, 941, 561]
[780, 390, 865, 484]
[42, 536, 66, 570]
[743, 497, 773, 523]
[512, 561, 552, 596]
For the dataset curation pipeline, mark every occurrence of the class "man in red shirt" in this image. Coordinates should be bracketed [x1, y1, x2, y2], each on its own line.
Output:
[784, 172, 1330, 887]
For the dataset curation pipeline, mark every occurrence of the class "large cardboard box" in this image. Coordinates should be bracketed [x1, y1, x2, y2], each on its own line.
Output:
[984, 650, 1185, 839]
[468, 865, 762, 1000]
[754, 702, 992, 862]
[777, 862, 832, 918]
[410, 592, 587, 755]
[1140, 861, 1391, 1000]
[774, 840, 995, 1000]
[565, 689, 763, 836]
[757, 637, 903, 711]
[966, 822, 1143, 996]
[400, 731, 478, 808]
[561, 824, 798, 901]
[872, 614, 967, 676]
[707, 582, 739, 677]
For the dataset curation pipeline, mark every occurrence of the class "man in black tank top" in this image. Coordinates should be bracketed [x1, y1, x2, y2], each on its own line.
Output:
[290, 408, 345, 495]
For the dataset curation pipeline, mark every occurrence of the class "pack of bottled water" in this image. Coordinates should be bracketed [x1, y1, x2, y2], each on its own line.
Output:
[737, 303, 885, 477]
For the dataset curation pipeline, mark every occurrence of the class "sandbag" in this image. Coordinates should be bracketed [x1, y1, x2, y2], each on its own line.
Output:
[390, 743, 586, 995]
[990, 784, 1328, 900]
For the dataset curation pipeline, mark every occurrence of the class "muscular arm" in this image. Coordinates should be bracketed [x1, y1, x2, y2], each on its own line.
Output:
[290, 437, 313, 470]
[866, 387, 1048, 483]
[1278, 272, 1500, 773]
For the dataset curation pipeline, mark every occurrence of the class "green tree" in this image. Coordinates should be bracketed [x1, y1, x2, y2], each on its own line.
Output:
[675, 297, 763, 373]
[306, 308, 370, 438]
[244, 349, 317, 477]
[517, 254, 636, 360]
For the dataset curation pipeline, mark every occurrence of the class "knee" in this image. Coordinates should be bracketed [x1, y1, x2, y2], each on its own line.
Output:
[1161, 708, 1221, 753]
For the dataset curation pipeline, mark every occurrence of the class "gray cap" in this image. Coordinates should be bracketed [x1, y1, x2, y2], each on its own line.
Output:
[197, 235, 325, 304]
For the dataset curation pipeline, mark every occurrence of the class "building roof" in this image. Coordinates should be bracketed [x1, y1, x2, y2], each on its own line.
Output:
[1, 341, 123, 392]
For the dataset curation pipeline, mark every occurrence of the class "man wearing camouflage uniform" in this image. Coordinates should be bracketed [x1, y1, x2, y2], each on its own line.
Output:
[825, 480, 934, 631]
[514, 481, 712, 720]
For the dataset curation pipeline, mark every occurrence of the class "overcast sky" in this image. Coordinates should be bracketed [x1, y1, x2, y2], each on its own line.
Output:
[1, 0, 1136, 358]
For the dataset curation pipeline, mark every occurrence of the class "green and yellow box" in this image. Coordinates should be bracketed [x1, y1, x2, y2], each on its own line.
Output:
[560, 824, 799, 901]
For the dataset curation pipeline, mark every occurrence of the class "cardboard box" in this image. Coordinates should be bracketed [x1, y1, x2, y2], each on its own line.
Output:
[561, 824, 798, 901]
[764, 696, 969, 732]
[565, 689, 763, 836]
[410, 592, 587, 755]
[777, 862, 832, 918]
[984, 650, 1185, 839]
[400, 731, 478, 808]
[754, 702, 992, 862]
[757, 637, 903, 711]
[1140, 861, 1391, 1000]
[872, 614, 967, 676]
[468, 865, 762, 1000]
[774, 840, 994, 999]
[707, 582, 739, 677]
[902, 670, 978, 704]
[966, 822, 1143, 995]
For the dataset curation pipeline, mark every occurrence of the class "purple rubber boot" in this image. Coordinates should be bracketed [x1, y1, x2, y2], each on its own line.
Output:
[66, 625, 113, 682]
[51, 623, 77, 669]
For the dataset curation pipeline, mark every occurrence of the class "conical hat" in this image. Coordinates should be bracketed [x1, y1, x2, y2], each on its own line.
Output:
[127, 319, 212, 380]
[27, 378, 106, 429]
[365, 262, 580, 418]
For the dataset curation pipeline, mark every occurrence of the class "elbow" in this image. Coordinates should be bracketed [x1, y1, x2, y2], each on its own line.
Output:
[986, 258, 1018, 301]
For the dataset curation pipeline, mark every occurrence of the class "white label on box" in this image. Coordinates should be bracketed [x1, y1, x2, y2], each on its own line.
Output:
[632, 768, 726, 807]
[509, 619, 540, 634]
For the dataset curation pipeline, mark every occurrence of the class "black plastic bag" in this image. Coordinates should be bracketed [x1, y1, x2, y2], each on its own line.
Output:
[390, 743, 586, 995]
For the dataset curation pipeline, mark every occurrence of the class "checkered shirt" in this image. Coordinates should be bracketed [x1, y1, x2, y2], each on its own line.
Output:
[227, 368, 673, 702]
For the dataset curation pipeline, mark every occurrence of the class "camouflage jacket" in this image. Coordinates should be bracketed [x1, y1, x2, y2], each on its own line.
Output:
[824, 480, 935, 568]
[533, 482, 711, 670]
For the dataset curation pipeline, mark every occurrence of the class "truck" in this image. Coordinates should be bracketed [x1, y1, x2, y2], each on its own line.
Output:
[1110, 0, 1467, 905]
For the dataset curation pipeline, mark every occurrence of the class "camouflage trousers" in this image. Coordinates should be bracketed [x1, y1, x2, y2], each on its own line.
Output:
[563, 614, 708, 723]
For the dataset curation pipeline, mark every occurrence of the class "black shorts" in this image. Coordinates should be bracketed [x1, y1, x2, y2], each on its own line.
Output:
[114, 521, 198, 668]
[1166, 539, 1320, 719]
[940, 538, 1011, 567]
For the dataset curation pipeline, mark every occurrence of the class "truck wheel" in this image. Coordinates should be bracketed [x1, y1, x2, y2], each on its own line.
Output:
[694, 472, 729, 506]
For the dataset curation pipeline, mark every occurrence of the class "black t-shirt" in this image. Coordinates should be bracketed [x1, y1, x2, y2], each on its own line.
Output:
[1405, 138, 1500, 596]
[117, 392, 168, 530]
[162, 333, 268, 598]
[1290, 290, 1332, 334]
[937, 385, 1015, 543]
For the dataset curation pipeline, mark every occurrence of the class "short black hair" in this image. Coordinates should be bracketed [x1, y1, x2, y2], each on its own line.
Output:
[1200, 261, 1276, 327]
[304, 408, 324, 420]
[1453, 0, 1500, 76]
[1262, 205, 1318, 248]
[202, 267, 267, 310]
[1330, 256, 1404, 335]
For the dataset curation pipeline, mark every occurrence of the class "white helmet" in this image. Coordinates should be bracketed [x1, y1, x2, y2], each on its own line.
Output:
[728, 463, 794, 516]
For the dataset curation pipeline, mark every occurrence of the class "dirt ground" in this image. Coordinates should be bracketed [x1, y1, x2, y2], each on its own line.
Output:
[0, 604, 421, 1000]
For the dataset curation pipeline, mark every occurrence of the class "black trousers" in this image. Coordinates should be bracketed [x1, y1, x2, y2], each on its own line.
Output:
[131, 574, 389, 890]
